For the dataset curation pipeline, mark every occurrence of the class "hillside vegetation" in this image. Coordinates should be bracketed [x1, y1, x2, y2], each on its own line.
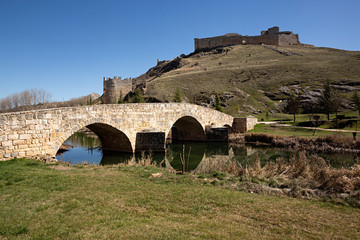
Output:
[143, 44, 360, 116]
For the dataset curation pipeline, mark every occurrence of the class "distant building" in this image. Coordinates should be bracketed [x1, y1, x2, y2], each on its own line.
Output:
[194, 26, 300, 51]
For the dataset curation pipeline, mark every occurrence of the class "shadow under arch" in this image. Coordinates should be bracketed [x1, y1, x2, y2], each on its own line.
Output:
[56, 122, 133, 154]
[168, 116, 206, 142]
[86, 123, 132, 152]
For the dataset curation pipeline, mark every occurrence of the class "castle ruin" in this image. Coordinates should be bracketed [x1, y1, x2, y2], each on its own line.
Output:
[194, 26, 299, 51]
[103, 76, 132, 104]
[103, 27, 300, 103]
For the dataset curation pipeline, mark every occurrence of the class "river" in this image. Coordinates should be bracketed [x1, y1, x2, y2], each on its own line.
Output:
[56, 132, 359, 171]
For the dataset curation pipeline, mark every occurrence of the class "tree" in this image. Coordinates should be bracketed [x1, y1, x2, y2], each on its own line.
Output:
[332, 91, 343, 122]
[118, 90, 124, 104]
[285, 92, 301, 123]
[173, 88, 183, 102]
[215, 93, 222, 112]
[351, 91, 360, 116]
[318, 80, 335, 120]
[133, 88, 144, 103]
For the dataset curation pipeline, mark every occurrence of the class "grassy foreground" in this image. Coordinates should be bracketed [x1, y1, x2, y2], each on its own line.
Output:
[1, 159, 360, 239]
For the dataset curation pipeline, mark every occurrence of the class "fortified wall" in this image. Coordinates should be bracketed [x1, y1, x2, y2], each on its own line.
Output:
[194, 26, 299, 51]
[103, 76, 132, 104]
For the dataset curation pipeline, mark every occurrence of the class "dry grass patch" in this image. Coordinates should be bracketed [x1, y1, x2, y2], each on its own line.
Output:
[1, 158, 360, 239]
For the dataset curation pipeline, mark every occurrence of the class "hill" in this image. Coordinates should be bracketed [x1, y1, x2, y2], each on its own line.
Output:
[138, 44, 360, 117]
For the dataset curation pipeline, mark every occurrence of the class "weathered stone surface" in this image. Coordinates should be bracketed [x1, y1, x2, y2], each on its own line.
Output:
[205, 127, 229, 142]
[232, 118, 258, 133]
[0, 103, 235, 160]
[135, 132, 166, 152]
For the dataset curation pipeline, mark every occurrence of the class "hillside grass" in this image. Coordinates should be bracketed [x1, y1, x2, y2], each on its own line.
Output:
[250, 123, 353, 137]
[145, 44, 360, 116]
[1, 159, 360, 239]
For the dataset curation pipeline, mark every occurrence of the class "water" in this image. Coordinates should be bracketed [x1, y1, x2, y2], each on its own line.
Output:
[56, 132, 359, 171]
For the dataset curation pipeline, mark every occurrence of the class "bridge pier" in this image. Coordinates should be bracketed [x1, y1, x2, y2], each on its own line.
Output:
[0, 103, 235, 161]
[135, 132, 166, 152]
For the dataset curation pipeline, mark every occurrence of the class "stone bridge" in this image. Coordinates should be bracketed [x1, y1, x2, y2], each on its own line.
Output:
[0, 103, 239, 161]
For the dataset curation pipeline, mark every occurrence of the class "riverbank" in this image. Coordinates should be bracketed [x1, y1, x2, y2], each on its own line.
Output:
[230, 132, 360, 154]
[0, 158, 359, 239]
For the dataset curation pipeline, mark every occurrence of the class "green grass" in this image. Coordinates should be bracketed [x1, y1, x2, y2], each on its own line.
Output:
[1, 159, 360, 239]
[250, 123, 353, 137]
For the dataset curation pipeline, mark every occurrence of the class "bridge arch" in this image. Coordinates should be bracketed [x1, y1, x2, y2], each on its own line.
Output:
[167, 115, 206, 142]
[0, 103, 236, 160]
[54, 119, 133, 155]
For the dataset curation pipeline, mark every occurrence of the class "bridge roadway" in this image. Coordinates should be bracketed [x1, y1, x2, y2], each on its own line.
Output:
[0, 103, 234, 161]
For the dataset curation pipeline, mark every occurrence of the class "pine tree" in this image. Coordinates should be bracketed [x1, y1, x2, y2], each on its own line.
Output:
[173, 88, 183, 102]
[133, 88, 144, 103]
[318, 80, 334, 120]
[215, 93, 222, 112]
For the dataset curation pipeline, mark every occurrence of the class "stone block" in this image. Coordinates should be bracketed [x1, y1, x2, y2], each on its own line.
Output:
[8, 134, 19, 140]
[2, 141, 13, 147]
[205, 127, 229, 142]
[20, 134, 31, 140]
[135, 132, 165, 152]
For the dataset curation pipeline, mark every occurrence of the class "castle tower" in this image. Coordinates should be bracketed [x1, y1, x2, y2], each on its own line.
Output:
[103, 76, 133, 104]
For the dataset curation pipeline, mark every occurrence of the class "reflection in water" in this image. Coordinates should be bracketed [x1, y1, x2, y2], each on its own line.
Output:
[57, 132, 360, 170]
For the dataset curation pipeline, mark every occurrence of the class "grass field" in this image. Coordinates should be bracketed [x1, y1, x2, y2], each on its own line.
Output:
[1, 159, 360, 239]
[249, 123, 353, 137]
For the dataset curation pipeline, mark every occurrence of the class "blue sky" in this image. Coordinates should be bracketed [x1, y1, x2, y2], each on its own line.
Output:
[0, 0, 359, 101]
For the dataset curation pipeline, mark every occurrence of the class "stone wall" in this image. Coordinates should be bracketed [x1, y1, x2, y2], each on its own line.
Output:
[0, 103, 234, 161]
[103, 77, 133, 104]
[194, 26, 300, 50]
[231, 117, 258, 133]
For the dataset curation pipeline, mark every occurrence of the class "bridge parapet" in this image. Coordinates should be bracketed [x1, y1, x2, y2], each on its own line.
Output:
[0, 103, 234, 161]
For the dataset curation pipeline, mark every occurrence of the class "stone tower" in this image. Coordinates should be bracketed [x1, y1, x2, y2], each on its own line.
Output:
[103, 76, 133, 104]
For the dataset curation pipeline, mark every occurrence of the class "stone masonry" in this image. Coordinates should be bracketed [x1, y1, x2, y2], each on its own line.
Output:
[103, 76, 132, 104]
[0, 103, 236, 161]
[194, 26, 300, 51]
[232, 117, 258, 133]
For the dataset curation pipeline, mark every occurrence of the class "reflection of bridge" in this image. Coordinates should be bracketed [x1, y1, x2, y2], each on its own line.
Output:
[0, 103, 237, 160]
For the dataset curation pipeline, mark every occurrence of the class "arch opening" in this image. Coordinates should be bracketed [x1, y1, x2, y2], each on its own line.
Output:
[56, 123, 133, 157]
[86, 123, 133, 153]
[168, 116, 206, 142]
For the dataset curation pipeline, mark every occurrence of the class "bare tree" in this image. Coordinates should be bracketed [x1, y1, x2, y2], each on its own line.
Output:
[20, 90, 32, 107]
[38, 89, 52, 104]
[0, 88, 52, 111]
[10, 93, 20, 108]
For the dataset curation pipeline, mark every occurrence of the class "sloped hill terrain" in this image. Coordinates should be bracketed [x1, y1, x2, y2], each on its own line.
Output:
[140, 44, 360, 117]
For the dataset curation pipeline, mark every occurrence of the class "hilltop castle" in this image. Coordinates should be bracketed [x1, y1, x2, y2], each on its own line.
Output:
[194, 26, 299, 51]
[103, 27, 300, 104]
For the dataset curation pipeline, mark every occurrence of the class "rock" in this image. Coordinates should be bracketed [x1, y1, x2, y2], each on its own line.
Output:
[43, 156, 58, 164]
[332, 84, 357, 92]
[221, 92, 234, 100]
[233, 88, 250, 98]
[279, 86, 291, 95]
[243, 105, 262, 114]
[150, 173, 163, 178]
